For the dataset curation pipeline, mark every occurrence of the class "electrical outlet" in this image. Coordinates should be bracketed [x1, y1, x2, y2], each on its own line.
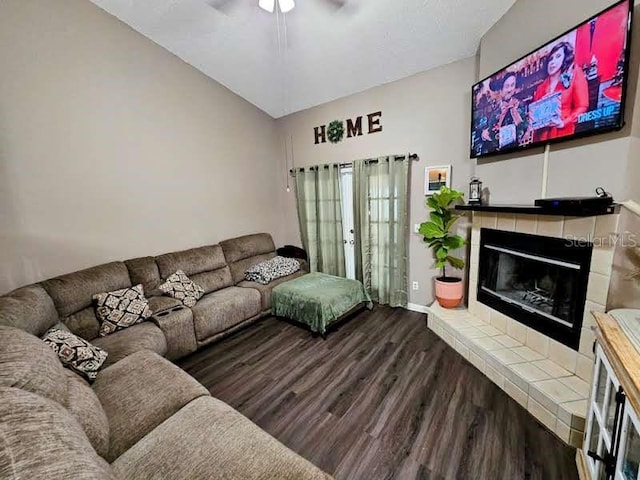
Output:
[412, 281, 419, 291]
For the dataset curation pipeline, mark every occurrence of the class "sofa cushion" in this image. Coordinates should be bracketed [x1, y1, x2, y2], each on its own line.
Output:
[191, 287, 261, 342]
[42, 326, 108, 381]
[159, 270, 205, 308]
[63, 306, 102, 341]
[125, 256, 162, 296]
[0, 325, 68, 405]
[155, 245, 227, 279]
[93, 285, 152, 337]
[91, 321, 167, 367]
[65, 369, 110, 458]
[190, 266, 234, 295]
[41, 262, 132, 318]
[221, 233, 277, 285]
[238, 270, 306, 311]
[92, 350, 209, 462]
[0, 284, 59, 336]
[148, 295, 183, 314]
[112, 396, 331, 480]
[220, 233, 276, 264]
[0, 387, 116, 479]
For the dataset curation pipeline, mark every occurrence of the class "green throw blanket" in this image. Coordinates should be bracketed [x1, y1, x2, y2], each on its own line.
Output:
[271, 272, 373, 335]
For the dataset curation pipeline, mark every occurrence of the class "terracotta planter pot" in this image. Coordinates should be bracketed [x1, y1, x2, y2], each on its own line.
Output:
[435, 277, 463, 309]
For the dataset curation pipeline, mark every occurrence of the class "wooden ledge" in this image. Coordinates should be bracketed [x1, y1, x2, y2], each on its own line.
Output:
[455, 203, 619, 217]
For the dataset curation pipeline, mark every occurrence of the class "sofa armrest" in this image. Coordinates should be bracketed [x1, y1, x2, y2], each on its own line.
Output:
[151, 307, 197, 361]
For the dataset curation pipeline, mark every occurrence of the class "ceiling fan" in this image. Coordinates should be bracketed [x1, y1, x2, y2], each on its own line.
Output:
[258, 0, 295, 13]
[207, 0, 349, 15]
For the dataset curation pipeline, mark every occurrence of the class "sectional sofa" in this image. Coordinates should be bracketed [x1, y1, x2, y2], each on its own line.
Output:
[0, 233, 331, 479]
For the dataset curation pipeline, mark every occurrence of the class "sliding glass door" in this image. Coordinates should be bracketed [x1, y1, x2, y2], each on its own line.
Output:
[294, 157, 408, 307]
[340, 167, 356, 280]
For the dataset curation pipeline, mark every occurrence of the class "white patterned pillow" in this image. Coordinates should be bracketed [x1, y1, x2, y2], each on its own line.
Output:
[159, 270, 204, 307]
[245, 256, 301, 285]
[42, 326, 108, 381]
[93, 284, 152, 337]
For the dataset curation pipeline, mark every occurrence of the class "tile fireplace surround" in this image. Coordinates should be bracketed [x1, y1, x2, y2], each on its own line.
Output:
[427, 212, 619, 449]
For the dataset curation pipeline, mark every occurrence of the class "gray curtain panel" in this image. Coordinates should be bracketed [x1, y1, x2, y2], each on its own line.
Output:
[353, 156, 409, 307]
[295, 165, 346, 277]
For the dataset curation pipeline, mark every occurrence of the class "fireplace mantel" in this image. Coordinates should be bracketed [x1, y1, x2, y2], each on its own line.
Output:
[456, 204, 619, 217]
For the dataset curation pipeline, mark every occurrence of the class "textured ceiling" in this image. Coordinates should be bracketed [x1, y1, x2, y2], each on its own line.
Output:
[89, 0, 516, 118]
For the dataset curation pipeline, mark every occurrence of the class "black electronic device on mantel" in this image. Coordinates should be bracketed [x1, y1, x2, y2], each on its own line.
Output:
[535, 196, 614, 212]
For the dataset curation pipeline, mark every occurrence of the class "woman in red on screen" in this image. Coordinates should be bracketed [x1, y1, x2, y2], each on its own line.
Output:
[533, 41, 589, 142]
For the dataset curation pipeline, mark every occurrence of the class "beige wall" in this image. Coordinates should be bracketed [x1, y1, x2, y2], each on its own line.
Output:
[276, 57, 477, 307]
[477, 0, 640, 204]
[0, 0, 281, 294]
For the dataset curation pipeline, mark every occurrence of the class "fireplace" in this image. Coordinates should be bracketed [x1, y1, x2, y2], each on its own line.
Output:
[478, 228, 593, 350]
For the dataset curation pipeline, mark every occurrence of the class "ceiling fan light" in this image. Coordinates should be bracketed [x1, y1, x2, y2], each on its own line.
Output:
[258, 0, 275, 12]
[278, 0, 295, 13]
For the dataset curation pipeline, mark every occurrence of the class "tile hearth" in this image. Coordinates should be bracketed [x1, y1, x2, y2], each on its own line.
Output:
[427, 302, 589, 448]
[426, 211, 621, 448]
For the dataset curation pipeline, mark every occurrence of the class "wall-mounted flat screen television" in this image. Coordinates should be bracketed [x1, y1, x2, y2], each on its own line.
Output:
[470, 0, 633, 159]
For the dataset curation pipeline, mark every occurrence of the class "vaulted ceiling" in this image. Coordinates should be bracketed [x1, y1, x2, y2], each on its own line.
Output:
[90, 0, 516, 118]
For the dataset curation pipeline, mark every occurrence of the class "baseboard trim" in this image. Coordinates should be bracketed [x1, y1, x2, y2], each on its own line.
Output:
[407, 303, 430, 314]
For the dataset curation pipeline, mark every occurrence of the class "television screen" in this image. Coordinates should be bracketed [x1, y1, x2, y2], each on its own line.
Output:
[470, 0, 633, 159]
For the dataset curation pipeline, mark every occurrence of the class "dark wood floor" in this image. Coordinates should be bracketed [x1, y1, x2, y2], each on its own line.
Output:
[179, 306, 579, 480]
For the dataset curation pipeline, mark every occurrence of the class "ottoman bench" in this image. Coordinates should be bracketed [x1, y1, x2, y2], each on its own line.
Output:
[271, 272, 373, 336]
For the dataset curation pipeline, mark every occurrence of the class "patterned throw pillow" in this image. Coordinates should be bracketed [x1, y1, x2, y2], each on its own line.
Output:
[42, 326, 108, 381]
[245, 256, 301, 285]
[93, 284, 152, 337]
[158, 270, 204, 308]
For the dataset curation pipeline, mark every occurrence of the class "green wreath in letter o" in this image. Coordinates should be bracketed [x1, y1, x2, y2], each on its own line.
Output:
[327, 120, 345, 144]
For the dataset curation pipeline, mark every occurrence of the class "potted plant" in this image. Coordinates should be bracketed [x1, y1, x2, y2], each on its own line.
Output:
[419, 186, 466, 309]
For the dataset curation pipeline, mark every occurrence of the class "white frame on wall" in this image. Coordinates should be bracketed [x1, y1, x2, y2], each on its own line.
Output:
[424, 165, 451, 195]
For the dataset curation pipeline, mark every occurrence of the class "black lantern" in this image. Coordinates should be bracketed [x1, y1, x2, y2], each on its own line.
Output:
[469, 177, 482, 205]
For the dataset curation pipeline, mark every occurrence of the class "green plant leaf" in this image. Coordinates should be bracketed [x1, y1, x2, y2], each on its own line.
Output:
[419, 222, 445, 239]
[426, 196, 439, 211]
[429, 212, 444, 229]
[446, 256, 465, 270]
[444, 236, 465, 250]
[436, 191, 452, 208]
[450, 189, 463, 201]
[444, 215, 461, 232]
[435, 259, 447, 269]
[435, 248, 448, 260]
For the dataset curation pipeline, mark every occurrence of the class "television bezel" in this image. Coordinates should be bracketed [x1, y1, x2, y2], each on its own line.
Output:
[469, 0, 634, 160]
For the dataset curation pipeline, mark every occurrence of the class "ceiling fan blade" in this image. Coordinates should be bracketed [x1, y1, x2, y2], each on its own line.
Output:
[258, 0, 276, 12]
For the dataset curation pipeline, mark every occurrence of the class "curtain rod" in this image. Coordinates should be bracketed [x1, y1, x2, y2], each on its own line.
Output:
[289, 153, 418, 175]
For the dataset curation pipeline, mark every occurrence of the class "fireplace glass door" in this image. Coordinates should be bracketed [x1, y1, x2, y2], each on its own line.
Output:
[481, 244, 581, 327]
[478, 228, 592, 350]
